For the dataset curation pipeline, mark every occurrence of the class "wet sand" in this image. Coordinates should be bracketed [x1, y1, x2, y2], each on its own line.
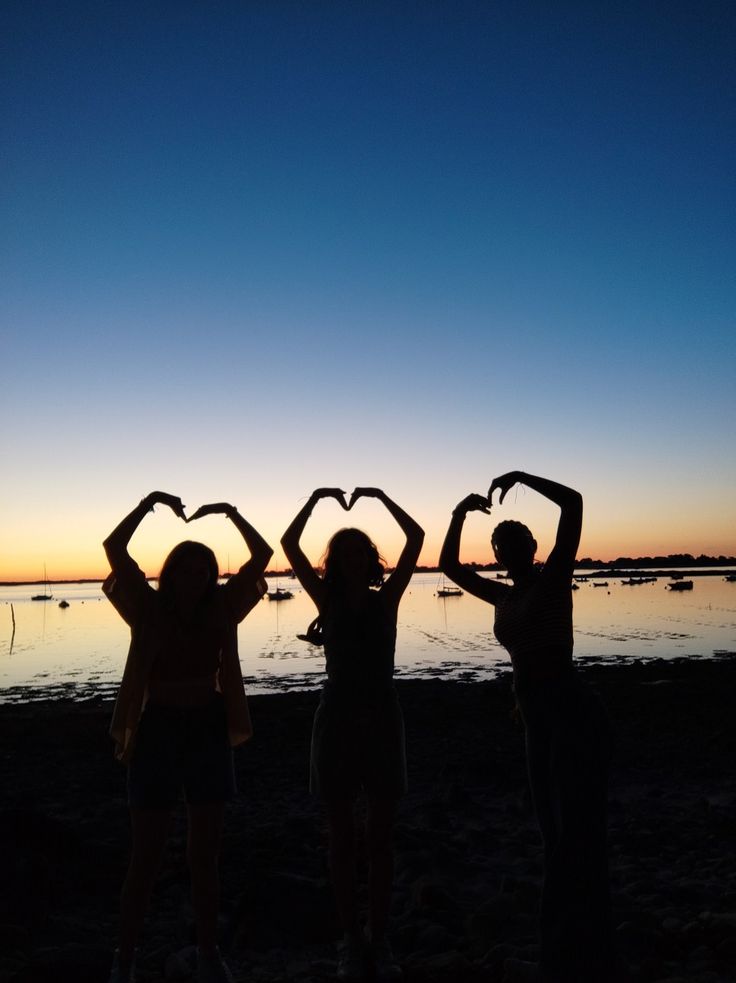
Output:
[1, 658, 735, 982]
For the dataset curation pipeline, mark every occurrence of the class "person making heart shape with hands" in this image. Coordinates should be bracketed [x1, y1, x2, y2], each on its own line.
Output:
[281, 487, 424, 982]
[103, 490, 272, 983]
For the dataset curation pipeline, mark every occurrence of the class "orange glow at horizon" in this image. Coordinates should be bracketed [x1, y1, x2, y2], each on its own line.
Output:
[2, 484, 734, 584]
[3, 529, 735, 584]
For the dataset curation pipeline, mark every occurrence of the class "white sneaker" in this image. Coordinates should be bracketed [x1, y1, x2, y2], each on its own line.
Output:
[371, 937, 402, 982]
[336, 933, 368, 981]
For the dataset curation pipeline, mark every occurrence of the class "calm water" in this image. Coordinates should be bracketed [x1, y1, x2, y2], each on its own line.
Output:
[1, 571, 735, 703]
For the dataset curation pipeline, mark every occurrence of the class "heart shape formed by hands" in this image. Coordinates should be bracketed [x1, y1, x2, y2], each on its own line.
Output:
[184, 503, 236, 523]
[145, 493, 239, 524]
[346, 487, 382, 511]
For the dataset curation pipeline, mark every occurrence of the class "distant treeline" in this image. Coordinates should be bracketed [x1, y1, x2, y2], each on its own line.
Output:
[266, 555, 735, 577]
[271, 554, 736, 577]
[434, 554, 736, 573]
[4, 555, 735, 587]
[576, 554, 736, 569]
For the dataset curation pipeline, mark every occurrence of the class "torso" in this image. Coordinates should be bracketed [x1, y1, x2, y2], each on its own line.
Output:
[146, 596, 225, 706]
[322, 589, 397, 700]
[493, 568, 574, 686]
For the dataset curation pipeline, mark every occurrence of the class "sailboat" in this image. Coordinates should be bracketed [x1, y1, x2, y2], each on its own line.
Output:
[267, 579, 294, 600]
[436, 574, 463, 598]
[31, 565, 53, 601]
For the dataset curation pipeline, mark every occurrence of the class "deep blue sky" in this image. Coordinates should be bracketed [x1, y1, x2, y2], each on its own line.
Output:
[2, 1, 735, 578]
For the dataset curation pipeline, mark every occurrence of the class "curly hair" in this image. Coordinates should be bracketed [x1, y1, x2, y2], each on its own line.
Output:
[157, 540, 219, 606]
[491, 520, 537, 559]
[321, 527, 385, 589]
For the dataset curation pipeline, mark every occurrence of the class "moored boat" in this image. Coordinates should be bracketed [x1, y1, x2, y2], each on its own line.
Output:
[667, 580, 693, 591]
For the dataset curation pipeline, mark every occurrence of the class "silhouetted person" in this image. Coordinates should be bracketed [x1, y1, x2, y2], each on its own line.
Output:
[441, 472, 623, 983]
[103, 492, 272, 983]
[281, 487, 423, 982]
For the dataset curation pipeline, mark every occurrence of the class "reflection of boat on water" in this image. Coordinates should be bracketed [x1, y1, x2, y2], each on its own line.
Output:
[667, 580, 693, 591]
[31, 565, 53, 601]
[436, 574, 463, 598]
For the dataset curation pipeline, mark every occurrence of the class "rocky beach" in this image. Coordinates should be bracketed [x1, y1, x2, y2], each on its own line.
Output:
[1, 658, 735, 983]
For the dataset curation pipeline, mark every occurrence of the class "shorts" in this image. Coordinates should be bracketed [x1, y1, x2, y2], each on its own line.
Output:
[309, 685, 407, 799]
[128, 694, 236, 809]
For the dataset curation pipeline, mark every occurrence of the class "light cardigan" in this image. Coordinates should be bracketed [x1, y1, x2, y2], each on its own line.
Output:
[104, 554, 265, 763]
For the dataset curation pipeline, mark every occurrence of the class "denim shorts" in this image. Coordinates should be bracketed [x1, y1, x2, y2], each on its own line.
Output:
[128, 694, 236, 809]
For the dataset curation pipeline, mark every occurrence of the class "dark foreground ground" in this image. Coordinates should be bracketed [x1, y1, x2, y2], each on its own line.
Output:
[1, 659, 735, 983]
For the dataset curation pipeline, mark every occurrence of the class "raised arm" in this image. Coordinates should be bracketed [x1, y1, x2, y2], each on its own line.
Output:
[187, 502, 273, 619]
[489, 471, 583, 573]
[103, 491, 186, 569]
[349, 488, 424, 610]
[280, 488, 348, 609]
[187, 502, 272, 577]
[439, 494, 508, 605]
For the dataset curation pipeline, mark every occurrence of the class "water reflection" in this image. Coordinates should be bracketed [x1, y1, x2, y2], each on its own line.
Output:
[0, 572, 735, 702]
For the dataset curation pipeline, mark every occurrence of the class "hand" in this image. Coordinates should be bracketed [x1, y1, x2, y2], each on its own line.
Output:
[454, 493, 490, 517]
[146, 491, 187, 520]
[186, 502, 235, 522]
[347, 487, 383, 510]
[311, 488, 350, 510]
[488, 471, 524, 506]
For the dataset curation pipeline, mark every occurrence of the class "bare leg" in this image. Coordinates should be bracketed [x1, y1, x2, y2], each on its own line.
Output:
[187, 801, 226, 954]
[324, 796, 360, 936]
[366, 795, 398, 941]
[118, 808, 172, 960]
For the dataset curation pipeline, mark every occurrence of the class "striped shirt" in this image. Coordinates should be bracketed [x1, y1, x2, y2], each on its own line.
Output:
[493, 566, 574, 684]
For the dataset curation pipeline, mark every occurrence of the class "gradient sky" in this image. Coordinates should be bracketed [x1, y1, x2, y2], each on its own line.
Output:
[2, 1, 735, 582]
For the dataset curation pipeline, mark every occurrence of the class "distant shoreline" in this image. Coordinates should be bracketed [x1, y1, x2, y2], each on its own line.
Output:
[2, 557, 736, 588]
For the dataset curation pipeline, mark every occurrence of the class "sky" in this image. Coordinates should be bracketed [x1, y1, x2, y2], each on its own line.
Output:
[2, 0, 735, 582]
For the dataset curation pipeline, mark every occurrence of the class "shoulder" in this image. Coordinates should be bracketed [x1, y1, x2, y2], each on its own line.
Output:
[538, 560, 574, 590]
[220, 569, 267, 623]
[103, 556, 155, 626]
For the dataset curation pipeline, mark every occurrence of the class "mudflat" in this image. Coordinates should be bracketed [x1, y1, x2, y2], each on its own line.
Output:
[1, 659, 734, 982]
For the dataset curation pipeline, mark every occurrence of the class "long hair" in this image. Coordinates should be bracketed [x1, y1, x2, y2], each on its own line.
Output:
[157, 540, 219, 607]
[321, 527, 385, 590]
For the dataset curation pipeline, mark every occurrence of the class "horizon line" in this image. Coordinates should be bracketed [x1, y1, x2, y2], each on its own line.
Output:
[3, 554, 736, 587]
